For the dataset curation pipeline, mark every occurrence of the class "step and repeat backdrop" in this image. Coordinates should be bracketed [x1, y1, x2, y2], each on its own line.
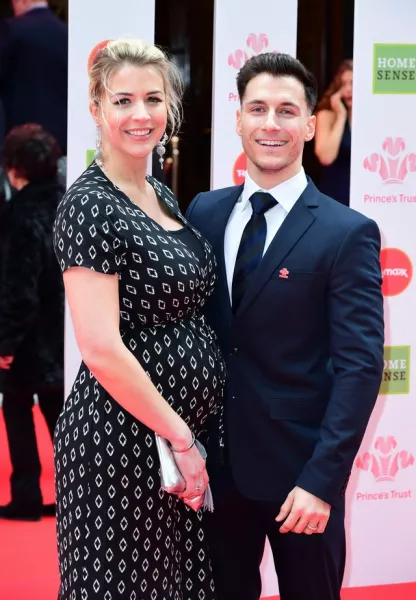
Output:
[67, 0, 415, 596]
[348, 0, 415, 587]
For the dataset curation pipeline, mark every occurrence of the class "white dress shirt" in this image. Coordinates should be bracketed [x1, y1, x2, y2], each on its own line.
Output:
[224, 168, 308, 301]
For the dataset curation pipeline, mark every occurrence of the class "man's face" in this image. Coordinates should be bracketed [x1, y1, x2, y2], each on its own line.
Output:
[236, 74, 315, 181]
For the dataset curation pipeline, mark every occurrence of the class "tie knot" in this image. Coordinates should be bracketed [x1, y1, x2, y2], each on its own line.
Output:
[249, 192, 277, 215]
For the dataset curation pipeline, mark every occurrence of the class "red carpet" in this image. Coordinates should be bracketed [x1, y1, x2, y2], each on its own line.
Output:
[0, 405, 59, 600]
[0, 406, 415, 600]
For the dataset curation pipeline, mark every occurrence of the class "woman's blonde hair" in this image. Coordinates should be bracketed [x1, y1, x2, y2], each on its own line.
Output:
[89, 38, 184, 138]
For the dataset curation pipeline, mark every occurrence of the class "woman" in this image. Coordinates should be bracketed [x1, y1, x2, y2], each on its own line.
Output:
[314, 59, 353, 206]
[53, 38, 225, 600]
[0, 123, 64, 521]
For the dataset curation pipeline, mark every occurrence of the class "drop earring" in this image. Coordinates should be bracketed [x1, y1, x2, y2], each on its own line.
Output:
[94, 124, 104, 167]
[156, 132, 169, 167]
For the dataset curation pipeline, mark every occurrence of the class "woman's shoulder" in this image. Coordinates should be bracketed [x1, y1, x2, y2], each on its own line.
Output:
[63, 162, 110, 199]
[316, 108, 336, 123]
[57, 163, 121, 220]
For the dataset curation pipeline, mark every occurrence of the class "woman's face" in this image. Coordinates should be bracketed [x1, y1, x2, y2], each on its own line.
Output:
[339, 69, 353, 109]
[93, 64, 168, 163]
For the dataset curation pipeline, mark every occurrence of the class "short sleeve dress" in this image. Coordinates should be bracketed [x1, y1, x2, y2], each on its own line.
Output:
[53, 162, 226, 600]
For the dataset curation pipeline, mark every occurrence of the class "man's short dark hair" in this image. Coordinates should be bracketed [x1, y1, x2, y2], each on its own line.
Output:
[3, 123, 61, 182]
[237, 53, 318, 113]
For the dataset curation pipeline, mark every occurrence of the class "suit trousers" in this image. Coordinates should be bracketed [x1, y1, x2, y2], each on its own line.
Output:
[206, 466, 346, 600]
[2, 387, 63, 507]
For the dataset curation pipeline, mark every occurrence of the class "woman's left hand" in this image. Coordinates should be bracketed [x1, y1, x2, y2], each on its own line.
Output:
[0, 356, 14, 370]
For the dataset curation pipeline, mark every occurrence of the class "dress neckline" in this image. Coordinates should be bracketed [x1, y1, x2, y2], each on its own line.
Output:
[93, 162, 184, 234]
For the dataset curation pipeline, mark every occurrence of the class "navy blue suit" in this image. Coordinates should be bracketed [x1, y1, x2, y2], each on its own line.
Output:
[0, 7, 68, 153]
[186, 178, 384, 600]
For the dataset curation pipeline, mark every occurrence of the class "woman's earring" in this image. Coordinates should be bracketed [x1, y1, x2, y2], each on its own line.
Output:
[156, 132, 169, 167]
[94, 124, 104, 167]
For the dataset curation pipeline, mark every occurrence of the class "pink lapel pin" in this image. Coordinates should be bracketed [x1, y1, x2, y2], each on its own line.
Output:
[279, 268, 289, 279]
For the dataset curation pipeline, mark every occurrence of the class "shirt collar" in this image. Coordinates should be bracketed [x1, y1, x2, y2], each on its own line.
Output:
[241, 167, 308, 213]
[25, 5, 49, 14]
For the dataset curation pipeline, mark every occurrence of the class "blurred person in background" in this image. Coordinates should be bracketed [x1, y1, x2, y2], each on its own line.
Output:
[0, 0, 68, 158]
[314, 60, 353, 207]
[0, 123, 64, 521]
[0, 98, 12, 209]
[0, 97, 4, 146]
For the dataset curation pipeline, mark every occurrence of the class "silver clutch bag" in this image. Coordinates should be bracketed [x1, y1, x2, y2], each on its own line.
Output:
[154, 433, 214, 512]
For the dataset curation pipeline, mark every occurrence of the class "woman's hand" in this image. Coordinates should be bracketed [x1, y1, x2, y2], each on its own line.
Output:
[330, 89, 347, 117]
[173, 444, 209, 500]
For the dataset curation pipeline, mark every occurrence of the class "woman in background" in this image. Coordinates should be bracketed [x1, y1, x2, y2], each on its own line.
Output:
[314, 59, 353, 206]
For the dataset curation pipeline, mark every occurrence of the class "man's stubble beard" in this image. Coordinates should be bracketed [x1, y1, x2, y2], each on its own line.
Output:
[251, 156, 291, 175]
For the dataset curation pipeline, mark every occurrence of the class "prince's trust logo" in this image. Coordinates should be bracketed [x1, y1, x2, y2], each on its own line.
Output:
[363, 138, 416, 204]
[228, 33, 269, 70]
[364, 138, 416, 185]
[355, 436, 414, 502]
[227, 34, 278, 103]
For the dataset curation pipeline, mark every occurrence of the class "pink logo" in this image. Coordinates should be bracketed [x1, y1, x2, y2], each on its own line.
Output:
[279, 268, 289, 279]
[228, 50, 249, 69]
[363, 138, 416, 184]
[247, 33, 268, 53]
[228, 33, 277, 70]
[356, 436, 414, 482]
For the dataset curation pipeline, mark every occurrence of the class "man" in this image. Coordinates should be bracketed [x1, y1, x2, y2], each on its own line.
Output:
[186, 53, 384, 600]
[0, 0, 68, 154]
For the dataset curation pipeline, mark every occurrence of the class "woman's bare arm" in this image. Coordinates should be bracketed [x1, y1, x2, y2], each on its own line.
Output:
[314, 108, 347, 166]
[64, 266, 192, 449]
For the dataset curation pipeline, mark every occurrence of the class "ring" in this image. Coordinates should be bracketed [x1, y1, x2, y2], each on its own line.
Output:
[186, 495, 202, 503]
[195, 482, 203, 490]
[306, 524, 317, 531]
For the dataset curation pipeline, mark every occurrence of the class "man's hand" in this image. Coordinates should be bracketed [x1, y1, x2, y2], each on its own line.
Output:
[275, 486, 331, 535]
[0, 356, 13, 370]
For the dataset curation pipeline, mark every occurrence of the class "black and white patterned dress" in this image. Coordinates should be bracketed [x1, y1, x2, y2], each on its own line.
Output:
[53, 163, 225, 600]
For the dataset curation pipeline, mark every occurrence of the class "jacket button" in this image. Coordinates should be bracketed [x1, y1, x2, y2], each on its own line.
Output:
[231, 346, 238, 355]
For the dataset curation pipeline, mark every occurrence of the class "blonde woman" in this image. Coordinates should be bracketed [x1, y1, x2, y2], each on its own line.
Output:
[314, 60, 353, 206]
[53, 38, 225, 600]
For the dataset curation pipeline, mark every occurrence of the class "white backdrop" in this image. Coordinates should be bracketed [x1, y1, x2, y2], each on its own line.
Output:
[65, 0, 155, 395]
[211, 0, 298, 191]
[348, 0, 416, 588]
[211, 2, 298, 596]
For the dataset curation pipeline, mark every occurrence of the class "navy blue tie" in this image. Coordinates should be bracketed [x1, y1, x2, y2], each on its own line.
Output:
[232, 192, 277, 312]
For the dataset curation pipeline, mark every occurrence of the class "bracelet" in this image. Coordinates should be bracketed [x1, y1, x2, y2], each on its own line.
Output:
[170, 432, 196, 453]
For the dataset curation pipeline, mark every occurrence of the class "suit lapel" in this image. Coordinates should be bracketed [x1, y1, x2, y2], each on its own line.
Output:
[208, 185, 244, 319]
[236, 181, 319, 318]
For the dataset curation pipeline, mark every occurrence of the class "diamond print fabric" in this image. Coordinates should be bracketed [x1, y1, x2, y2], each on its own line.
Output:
[53, 163, 225, 599]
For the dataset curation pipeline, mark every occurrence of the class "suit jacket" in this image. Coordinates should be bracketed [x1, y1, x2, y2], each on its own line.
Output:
[0, 7, 68, 153]
[186, 178, 384, 509]
[0, 179, 64, 393]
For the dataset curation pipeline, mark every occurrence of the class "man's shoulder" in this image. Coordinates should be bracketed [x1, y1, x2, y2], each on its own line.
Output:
[5, 9, 66, 36]
[194, 185, 241, 207]
[316, 190, 376, 230]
